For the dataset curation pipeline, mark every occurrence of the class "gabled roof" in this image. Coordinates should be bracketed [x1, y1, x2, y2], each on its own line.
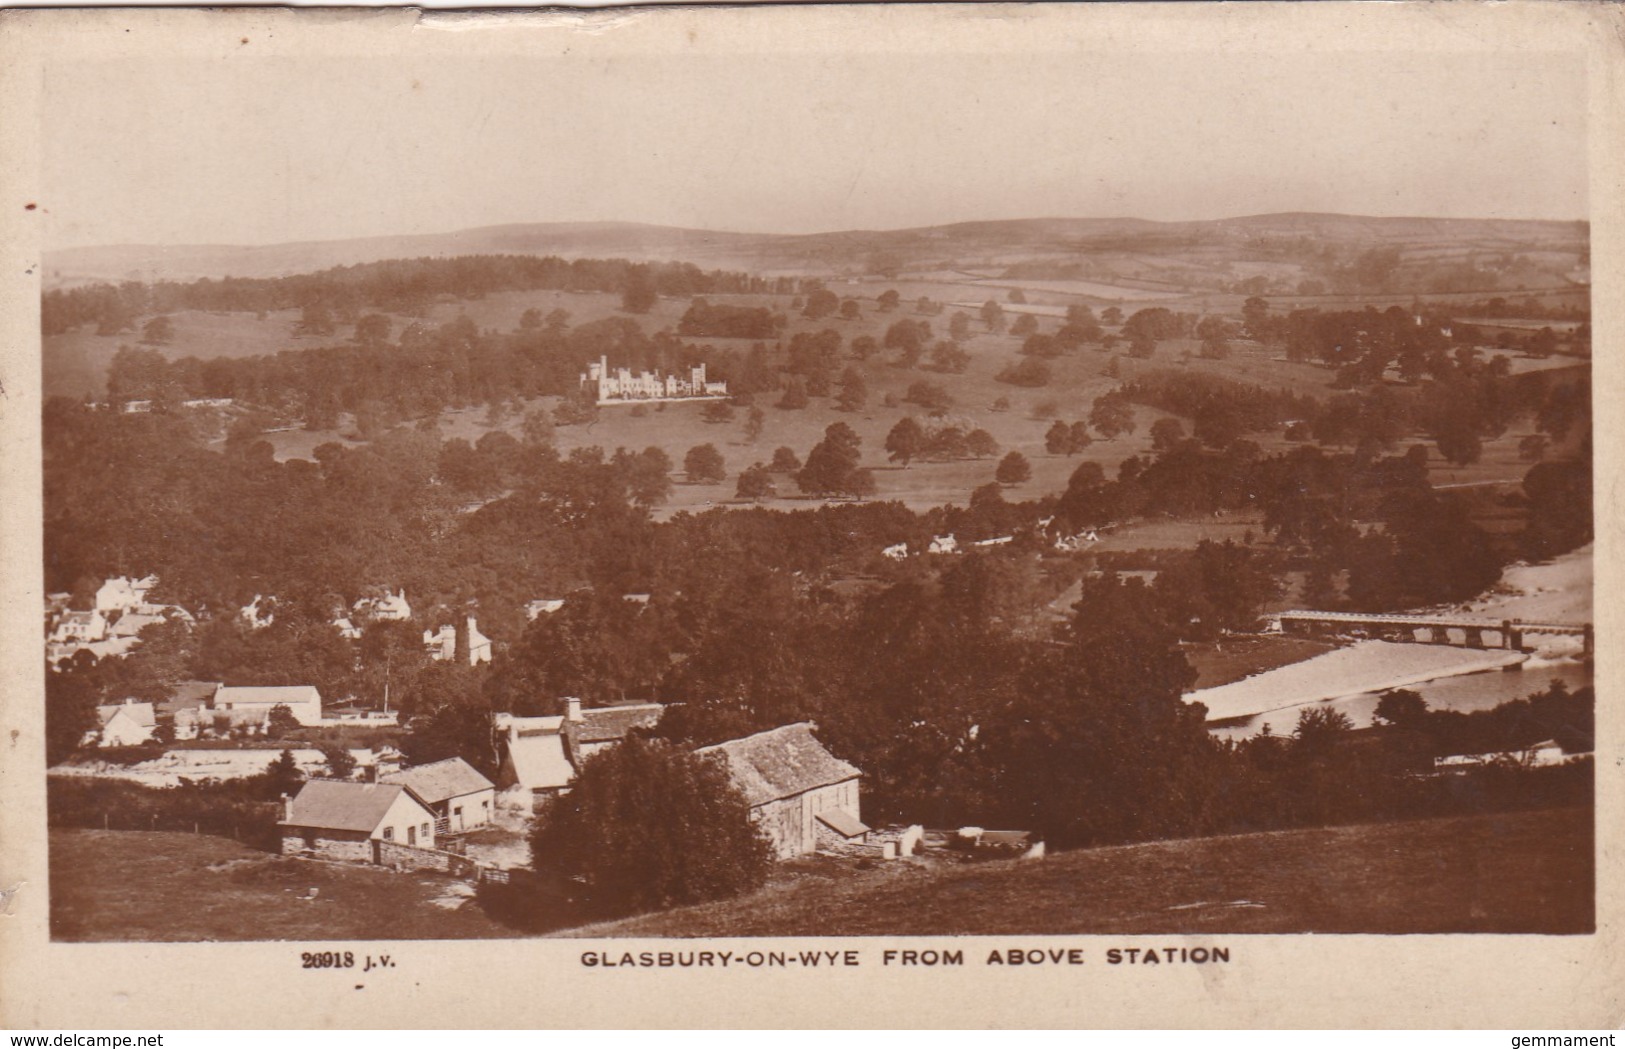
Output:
[575, 704, 664, 744]
[698, 723, 861, 807]
[383, 757, 494, 804]
[504, 732, 575, 792]
[108, 612, 165, 638]
[96, 701, 156, 728]
[280, 781, 424, 833]
[215, 685, 321, 707]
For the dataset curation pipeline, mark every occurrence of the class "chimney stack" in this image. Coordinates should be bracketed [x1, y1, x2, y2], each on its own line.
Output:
[281, 792, 293, 822]
[565, 696, 583, 723]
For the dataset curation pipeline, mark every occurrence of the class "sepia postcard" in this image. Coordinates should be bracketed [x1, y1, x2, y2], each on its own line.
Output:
[0, 1, 1620, 1030]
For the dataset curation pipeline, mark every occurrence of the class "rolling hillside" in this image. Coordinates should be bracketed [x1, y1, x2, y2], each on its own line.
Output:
[44, 212, 1589, 289]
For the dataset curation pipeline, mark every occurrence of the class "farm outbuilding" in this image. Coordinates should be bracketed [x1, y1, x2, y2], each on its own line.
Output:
[278, 780, 438, 861]
[699, 722, 868, 860]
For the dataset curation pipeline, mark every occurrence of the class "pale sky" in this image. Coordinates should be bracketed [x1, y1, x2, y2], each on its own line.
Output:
[42, 49, 1588, 250]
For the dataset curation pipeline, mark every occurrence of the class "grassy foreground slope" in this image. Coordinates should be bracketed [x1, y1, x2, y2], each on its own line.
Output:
[49, 830, 529, 942]
[564, 807, 1593, 937]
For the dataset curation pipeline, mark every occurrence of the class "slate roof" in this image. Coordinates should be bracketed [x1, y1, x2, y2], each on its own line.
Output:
[575, 704, 664, 744]
[96, 701, 156, 728]
[383, 757, 494, 804]
[215, 685, 321, 708]
[503, 718, 576, 792]
[698, 723, 861, 807]
[280, 781, 422, 833]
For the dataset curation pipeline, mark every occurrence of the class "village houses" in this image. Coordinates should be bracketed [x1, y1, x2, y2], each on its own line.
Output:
[423, 616, 493, 666]
[497, 697, 664, 805]
[90, 699, 157, 748]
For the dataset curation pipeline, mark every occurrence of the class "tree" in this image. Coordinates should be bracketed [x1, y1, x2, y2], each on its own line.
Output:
[684, 443, 727, 484]
[262, 749, 306, 798]
[624, 447, 673, 508]
[353, 313, 392, 346]
[949, 312, 972, 341]
[840, 299, 862, 321]
[1045, 420, 1072, 455]
[1089, 392, 1135, 440]
[1010, 313, 1038, 337]
[320, 741, 357, 780]
[967, 429, 999, 459]
[885, 417, 925, 467]
[529, 737, 772, 912]
[1150, 417, 1186, 454]
[1374, 689, 1429, 728]
[802, 289, 840, 320]
[981, 300, 1006, 333]
[995, 358, 1051, 388]
[743, 406, 767, 443]
[266, 703, 301, 739]
[835, 367, 868, 412]
[620, 264, 658, 313]
[294, 302, 336, 338]
[735, 463, 776, 501]
[768, 446, 801, 473]
[701, 401, 736, 424]
[798, 422, 871, 498]
[776, 379, 809, 410]
[1101, 306, 1123, 326]
[995, 451, 1032, 486]
[140, 315, 175, 346]
[877, 289, 901, 312]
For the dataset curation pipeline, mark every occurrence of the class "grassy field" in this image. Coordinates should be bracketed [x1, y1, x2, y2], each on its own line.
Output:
[1182, 635, 1338, 690]
[564, 807, 1593, 938]
[49, 830, 530, 942]
[48, 283, 1582, 516]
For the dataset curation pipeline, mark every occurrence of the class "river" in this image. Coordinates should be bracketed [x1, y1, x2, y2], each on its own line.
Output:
[1207, 658, 1593, 740]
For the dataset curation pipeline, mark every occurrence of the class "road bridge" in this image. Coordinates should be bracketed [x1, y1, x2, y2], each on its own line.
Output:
[1272, 610, 1592, 656]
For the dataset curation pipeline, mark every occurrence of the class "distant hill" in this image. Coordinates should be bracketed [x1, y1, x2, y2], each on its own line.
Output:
[44, 213, 1588, 289]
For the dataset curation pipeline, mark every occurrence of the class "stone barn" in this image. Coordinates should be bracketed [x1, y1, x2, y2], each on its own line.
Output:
[699, 723, 867, 860]
[278, 780, 438, 861]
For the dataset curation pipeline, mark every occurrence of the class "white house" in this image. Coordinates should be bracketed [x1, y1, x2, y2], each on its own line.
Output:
[92, 699, 157, 747]
[279, 780, 439, 860]
[382, 757, 496, 832]
[496, 698, 664, 804]
[353, 589, 411, 623]
[928, 534, 960, 555]
[212, 685, 323, 726]
[423, 617, 493, 666]
[524, 598, 566, 620]
[95, 575, 159, 614]
[698, 723, 868, 860]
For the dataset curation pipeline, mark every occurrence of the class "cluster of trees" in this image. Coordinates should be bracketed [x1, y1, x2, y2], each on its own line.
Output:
[42, 254, 766, 337]
[676, 298, 784, 340]
[884, 417, 998, 466]
[1374, 681, 1594, 757]
[1121, 364, 1586, 468]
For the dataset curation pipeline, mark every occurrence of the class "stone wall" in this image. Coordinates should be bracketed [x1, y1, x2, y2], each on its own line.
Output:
[375, 839, 479, 877]
[281, 831, 370, 863]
